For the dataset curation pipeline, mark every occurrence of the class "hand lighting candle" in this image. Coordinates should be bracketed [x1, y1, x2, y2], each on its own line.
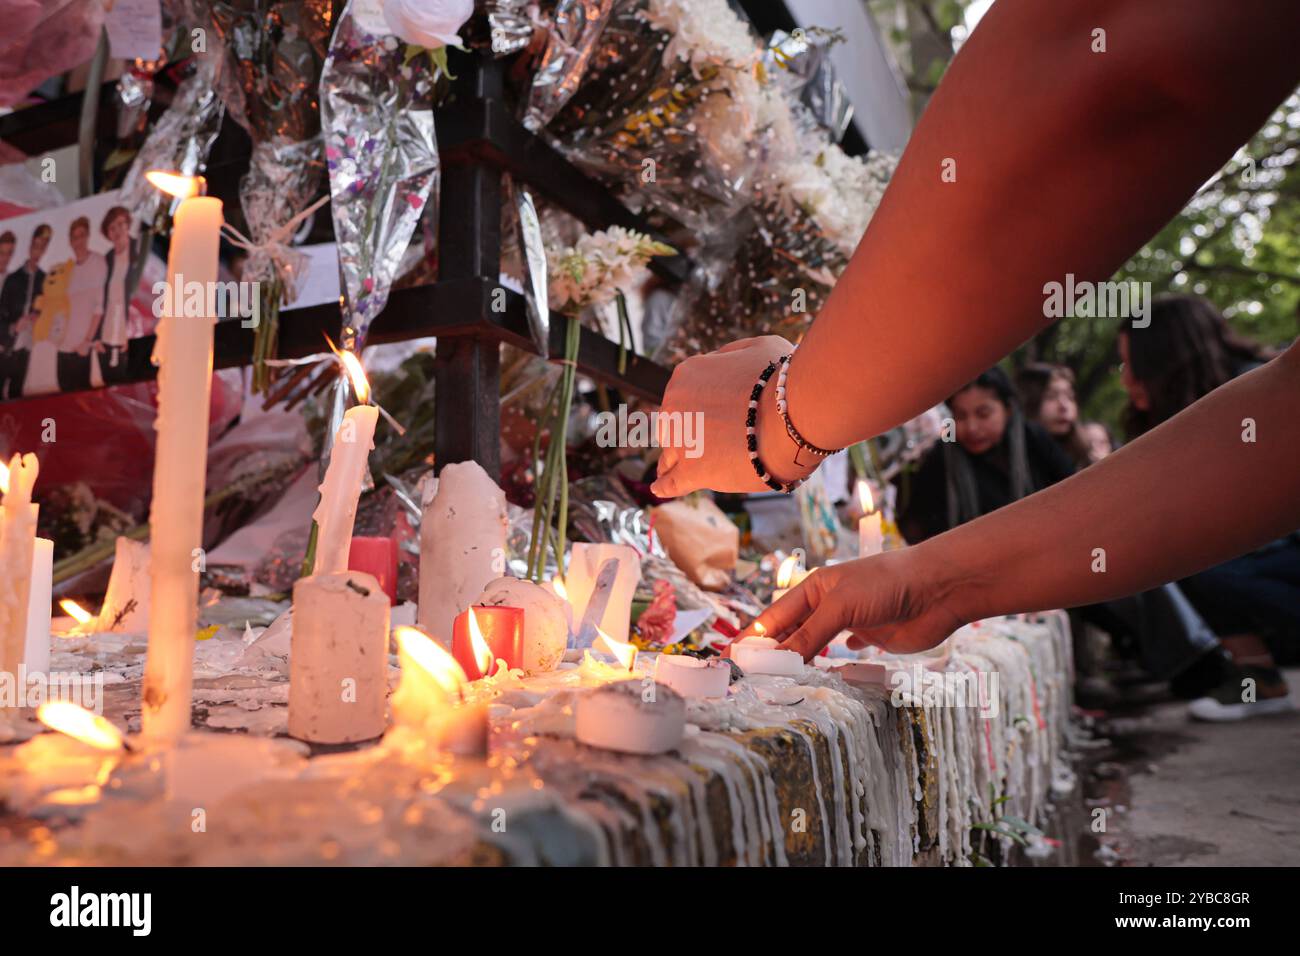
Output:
[140, 172, 222, 745]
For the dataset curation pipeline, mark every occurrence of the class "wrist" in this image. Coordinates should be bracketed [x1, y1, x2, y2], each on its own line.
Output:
[909, 535, 995, 627]
[756, 361, 816, 486]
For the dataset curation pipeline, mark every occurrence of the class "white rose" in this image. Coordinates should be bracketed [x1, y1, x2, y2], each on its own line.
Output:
[381, 0, 473, 49]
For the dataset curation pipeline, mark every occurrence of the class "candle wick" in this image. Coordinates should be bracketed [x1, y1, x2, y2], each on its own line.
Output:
[345, 579, 371, 597]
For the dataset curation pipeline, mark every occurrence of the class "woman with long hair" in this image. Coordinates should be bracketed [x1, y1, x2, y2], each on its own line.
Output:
[1118, 294, 1296, 720]
[1016, 363, 1094, 469]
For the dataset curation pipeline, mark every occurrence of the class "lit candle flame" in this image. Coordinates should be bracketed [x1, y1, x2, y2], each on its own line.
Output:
[775, 554, 801, 590]
[550, 576, 568, 602]
[394, 626, 467, 699]
[857, 480, 875, 515]
[145, 170, 204, 200]
[596, 626, 637, 671]
[0, 458, 8, 494]
[326, 336, 371, 404]
[59, 599, 94, 625]
[467, 607, 495, 677]
[37, 701, 125, 751]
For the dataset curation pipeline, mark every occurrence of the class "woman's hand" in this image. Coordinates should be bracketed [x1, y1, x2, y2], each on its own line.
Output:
[742, 546, 977, 660]
[651, 335, 812, 497]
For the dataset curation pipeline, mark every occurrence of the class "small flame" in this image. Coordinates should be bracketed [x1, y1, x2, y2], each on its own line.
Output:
[467, 607, 495, 677]
[596, 627, 637, 671]
[326, 336, 371, 404]
[145, 170, 204, 200]
[37, 702, 125, 751]
[551, 577, 568, 603]
[394, 626, 467, 698]
[59, 599, 94, 625]
[776, 554, 801, 589]
[857, 480, 875, 514]
[0, 459, 8, 495]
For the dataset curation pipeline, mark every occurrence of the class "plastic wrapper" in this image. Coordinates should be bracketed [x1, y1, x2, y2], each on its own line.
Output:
[320, 0, 439, 352]
[763, 28, 853, 144]
[521, 0, 615, 133]
[546, 0, 764, 235]
[118, 51, 225, 226]
[479, 0, 537, 56]
[0, 0, 106, 108]
[204, 0, 330, 298]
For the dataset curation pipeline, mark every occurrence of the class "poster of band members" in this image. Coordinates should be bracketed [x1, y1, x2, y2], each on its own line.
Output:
[0, 190, 159, 399]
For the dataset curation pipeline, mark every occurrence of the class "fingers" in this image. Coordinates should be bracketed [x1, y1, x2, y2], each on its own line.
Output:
[779, 602, 849, 661]
[742, 578, 819, 641]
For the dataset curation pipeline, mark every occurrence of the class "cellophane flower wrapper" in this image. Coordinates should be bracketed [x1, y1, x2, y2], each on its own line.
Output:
[320, 0, 439, 350]
[546, 0, 765, 235]
[204, 0, 331, 298]
[119, 49, 225, 226]
[762, 28, 854, 144]
[0, 0, 105, 108]
[662, 144, 895, 362]
[477, 0, 537, 55]
[522, 0, 615, 133]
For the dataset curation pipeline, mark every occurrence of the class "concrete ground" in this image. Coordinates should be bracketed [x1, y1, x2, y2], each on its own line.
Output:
[1090, 666, 1300, 866]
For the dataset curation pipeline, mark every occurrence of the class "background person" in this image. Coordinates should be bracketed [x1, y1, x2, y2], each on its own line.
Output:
[1016, 362, 1095, 469]
[97, 205, 134, 384]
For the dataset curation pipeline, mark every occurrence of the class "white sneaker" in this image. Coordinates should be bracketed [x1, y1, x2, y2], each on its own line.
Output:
[1188, 694, 1295, 722]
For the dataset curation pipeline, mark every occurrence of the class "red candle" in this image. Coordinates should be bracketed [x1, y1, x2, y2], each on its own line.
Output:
[452, 605, 525, 680]
[348, 536, 398, 605]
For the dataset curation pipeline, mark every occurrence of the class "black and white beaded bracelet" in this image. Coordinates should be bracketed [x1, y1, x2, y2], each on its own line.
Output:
[747, 356, 804, 494]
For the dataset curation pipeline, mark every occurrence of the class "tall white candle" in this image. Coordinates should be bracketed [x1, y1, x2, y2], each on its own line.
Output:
[0, 453, 39, 683]
[142, 187, 222, 744]
[856, 481, 883, 558]
[312, 404, 379, 575]
[23, 537, 53, 676]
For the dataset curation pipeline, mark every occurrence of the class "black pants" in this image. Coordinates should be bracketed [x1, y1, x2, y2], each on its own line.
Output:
[56, 350, 93, 392]
[99, 346, 132, 385]
[0, 348, 29, 399]
[1179, 536, 1300, 657]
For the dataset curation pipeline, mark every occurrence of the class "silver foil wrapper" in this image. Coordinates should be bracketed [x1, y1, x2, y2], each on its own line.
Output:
[320, 0, 440, 350]
[763, 29, 853, 144]
[521, 0, 614, 133]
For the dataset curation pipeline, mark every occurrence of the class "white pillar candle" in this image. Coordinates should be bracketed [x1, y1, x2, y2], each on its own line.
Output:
[0, 453, 39, 683]
[142, 189, 222, 745]
[312, 404, 379, 575]
[575, 679, 685, 755]
[23, 537, 53, 676]
[97, 537, 151, 633]
[289, 570, 390, 744]
[731, 635, 805, 677]
[565, 543, 641, 645]
[417, 461, 508, 645]
[654, 653, 731, 699]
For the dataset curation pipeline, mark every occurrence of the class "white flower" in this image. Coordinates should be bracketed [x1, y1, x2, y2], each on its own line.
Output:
[547, 226, 675, 313]
[381, 0, 473, 49]
[644, 0, 758, 75]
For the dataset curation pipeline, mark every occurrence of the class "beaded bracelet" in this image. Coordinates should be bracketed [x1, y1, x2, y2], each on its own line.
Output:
[774, 353, 840, 464]
[747, 357, 804, 494]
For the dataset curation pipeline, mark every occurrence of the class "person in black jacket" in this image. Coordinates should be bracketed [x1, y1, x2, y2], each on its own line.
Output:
[0, 224, 51, 399]
[896, 366, 1075, 544]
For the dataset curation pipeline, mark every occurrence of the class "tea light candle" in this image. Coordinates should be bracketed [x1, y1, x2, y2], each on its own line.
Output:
[391, 626, 489, 756]
[289, 570, 389, 744]
[452, 605, 524, 681]
[575, 679, 685, 755]
[654, 654, 731, 699]
[731, 635, 804, 677]
[856, 481, 883, 558]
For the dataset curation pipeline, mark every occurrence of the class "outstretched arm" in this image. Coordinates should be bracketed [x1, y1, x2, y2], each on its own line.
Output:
[652, 0, 1300, 497]
[751, 345, 1300, 658]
